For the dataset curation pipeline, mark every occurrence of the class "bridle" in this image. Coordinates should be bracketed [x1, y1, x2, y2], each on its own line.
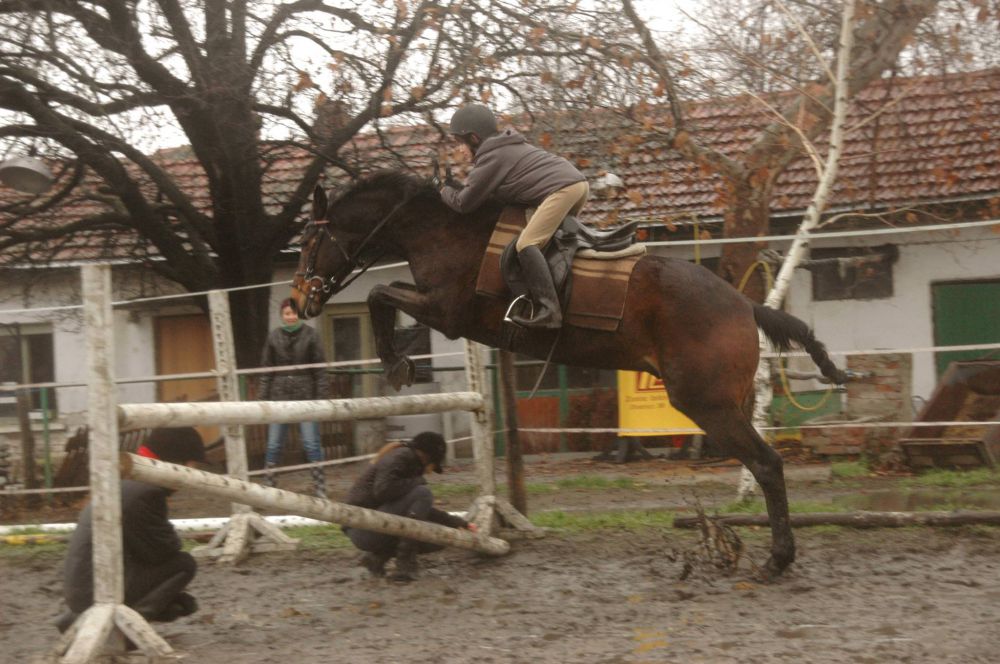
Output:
[294, 197, 410, 307]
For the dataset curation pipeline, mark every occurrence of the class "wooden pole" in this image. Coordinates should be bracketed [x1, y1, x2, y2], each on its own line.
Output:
[57, 266, 173, 664]
[673, 510, 1000, 529]
[464, 341, 495, 497]
[16, 389, 38, 494]
[207, 290, 251, 515]
[198, 291, 299, 564]
[81, 265, 123, 606]
[122, 453, 509, 555]
[118, 392, 484, 429]
[498, 350, 527, 515]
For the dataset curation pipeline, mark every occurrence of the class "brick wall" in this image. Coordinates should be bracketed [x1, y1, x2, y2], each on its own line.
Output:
[801, 353, 912, 459]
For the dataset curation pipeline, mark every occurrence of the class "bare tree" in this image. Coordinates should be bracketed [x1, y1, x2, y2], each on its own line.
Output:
[515, 0, 963, 300]
[0, 0, 583, 365]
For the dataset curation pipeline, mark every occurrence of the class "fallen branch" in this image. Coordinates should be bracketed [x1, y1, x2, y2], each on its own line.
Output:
[673, 511, 1000, 529]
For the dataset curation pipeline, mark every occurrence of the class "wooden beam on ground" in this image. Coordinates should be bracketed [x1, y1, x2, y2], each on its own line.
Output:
[673, 510, 1000, 529]
[122, 453, 510, 556]
[118, 392, 485, 429]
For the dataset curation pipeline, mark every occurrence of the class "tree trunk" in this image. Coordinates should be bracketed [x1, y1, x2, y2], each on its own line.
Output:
[717, 177, 773, 302]
[16, 389, 38, 492]
[227, 274, 275, 370]
[498, 350, 527, 516]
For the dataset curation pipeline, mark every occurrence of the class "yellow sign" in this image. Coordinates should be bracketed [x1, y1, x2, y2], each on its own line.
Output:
[617, 371, 704, 436]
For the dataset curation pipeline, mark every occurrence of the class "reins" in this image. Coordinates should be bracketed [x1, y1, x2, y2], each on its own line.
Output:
[297, 196, 410, 297]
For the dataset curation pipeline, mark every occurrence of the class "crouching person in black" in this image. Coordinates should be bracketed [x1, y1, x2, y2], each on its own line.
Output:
[343, 432, 476, 581]
[55, 427, 205, 633]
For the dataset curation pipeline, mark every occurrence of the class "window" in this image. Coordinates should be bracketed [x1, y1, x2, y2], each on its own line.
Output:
[809, 244, 898, 301]
[0, 323, 57, 416]
[323, 304, 377, 398]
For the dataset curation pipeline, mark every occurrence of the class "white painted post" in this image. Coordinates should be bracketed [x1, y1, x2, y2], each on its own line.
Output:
[462, 340, 543, 540]
[83, 265, 123, 607]
[196, 290, 299, 563]
[464, 341, 494, 496]
[207, 290, 251, 514]
[56, 265, 172, 663]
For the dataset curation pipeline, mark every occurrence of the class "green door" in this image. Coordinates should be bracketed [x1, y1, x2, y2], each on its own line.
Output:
[931, 280, 1000, 377]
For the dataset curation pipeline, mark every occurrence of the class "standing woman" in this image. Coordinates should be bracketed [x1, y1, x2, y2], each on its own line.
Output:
[258, 298, 329, 497]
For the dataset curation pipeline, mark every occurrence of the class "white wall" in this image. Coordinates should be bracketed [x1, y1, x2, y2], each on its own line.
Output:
[785, 228, 1000, 402]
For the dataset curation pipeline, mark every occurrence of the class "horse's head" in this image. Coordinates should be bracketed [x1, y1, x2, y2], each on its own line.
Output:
[291, 172, 437, 318]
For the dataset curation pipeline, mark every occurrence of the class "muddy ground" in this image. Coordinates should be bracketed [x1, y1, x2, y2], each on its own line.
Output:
[3, 453, 1000, 663]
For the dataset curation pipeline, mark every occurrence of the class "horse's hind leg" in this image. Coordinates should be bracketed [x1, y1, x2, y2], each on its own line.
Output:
[690, 406, 794, 578]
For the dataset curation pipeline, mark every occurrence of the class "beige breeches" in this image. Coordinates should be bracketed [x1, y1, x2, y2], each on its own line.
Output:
[515, 180, 590, 252]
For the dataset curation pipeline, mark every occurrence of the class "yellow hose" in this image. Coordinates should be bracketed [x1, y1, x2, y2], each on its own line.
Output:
[735, 259, 834, 413]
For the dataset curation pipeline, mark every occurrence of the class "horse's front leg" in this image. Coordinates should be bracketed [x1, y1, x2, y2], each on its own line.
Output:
[368, 282, 441, 391]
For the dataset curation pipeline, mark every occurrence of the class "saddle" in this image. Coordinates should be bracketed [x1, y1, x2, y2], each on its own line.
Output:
[475, 208, 647, 333]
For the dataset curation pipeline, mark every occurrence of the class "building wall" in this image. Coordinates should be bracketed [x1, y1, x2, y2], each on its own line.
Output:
[3, 225, 995, 455]
[786, 228, 1000, 403]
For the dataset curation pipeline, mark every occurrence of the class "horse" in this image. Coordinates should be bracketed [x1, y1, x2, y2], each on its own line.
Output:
[290, 170, 848, 578]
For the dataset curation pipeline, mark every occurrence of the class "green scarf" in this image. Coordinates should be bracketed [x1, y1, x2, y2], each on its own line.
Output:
[281, 321, 303, 333]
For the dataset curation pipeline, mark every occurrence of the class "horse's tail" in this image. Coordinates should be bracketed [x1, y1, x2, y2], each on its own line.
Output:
[752, 303, 849, 385]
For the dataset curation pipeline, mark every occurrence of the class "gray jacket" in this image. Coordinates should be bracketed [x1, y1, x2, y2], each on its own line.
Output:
[258, 324, 329, 401]
[440, 129, 585, 213]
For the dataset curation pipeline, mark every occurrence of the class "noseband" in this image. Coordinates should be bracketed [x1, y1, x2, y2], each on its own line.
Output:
[294, 197, 410, 306]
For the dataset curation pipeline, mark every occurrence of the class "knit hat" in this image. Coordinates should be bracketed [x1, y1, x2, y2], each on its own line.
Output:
[408, 431, 447, 473]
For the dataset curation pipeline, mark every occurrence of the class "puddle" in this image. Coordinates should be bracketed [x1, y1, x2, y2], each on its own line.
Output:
[833, 489, 1000, 511]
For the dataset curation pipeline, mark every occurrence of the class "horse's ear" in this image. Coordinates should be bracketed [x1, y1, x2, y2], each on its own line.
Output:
[312, 185, 328, 222]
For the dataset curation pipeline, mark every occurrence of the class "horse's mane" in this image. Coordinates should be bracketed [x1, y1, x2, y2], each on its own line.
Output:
[334, 168, 500, 232]
[337, 169, 438, 203]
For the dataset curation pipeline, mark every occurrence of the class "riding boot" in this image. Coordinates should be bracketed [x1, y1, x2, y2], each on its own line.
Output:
[508, 245, 562, 329]
[390, 541, 420, 582]
[310, 466, 327, 499]
[263, 462, 277, 488]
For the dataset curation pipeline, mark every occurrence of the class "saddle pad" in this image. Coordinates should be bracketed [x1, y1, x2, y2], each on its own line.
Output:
[475, 208, 643, 332]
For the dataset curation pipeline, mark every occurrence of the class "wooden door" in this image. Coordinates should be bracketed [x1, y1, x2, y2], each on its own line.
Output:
[154, 314, 219, 446]
[932, 280, 1000, 377]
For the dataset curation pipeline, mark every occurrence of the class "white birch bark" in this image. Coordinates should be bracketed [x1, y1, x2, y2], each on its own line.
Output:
[739, 0, 856, 498]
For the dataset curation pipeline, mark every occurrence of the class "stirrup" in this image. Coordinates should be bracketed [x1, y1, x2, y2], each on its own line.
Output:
[503, 294, 532, 327]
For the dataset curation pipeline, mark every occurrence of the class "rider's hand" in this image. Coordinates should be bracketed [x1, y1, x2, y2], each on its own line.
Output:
[466, 522, 478, 533]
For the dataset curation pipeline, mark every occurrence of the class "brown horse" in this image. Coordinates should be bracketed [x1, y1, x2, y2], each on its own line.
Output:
[290, 170, 847, 577]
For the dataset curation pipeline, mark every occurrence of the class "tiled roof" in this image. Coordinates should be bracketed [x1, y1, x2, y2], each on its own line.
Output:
[2, 68, 998, 264]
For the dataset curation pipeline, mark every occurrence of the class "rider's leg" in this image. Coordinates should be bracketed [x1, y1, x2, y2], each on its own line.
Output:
[511, 181, 590, 329]
[515, 180, 590, 252]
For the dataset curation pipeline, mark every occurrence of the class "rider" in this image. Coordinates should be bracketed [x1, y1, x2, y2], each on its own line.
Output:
[438, 103, 589, 329]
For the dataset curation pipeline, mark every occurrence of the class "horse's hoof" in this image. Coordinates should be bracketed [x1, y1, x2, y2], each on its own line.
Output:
[386, 357, 416, 391]
[758, 555, 792, 582]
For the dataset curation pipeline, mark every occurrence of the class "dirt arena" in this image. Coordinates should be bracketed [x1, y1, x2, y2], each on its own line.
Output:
[3, 456, 1000, 663]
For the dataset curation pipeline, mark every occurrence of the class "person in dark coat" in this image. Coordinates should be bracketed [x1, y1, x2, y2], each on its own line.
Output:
[55, 427, 205, 633]
[258, 298, 330, 497]
[439, 103, 590, 329]
[343, 432, 476, 581]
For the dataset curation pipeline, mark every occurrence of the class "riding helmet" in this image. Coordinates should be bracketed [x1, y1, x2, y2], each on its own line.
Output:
[449, 104, 499, 139]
